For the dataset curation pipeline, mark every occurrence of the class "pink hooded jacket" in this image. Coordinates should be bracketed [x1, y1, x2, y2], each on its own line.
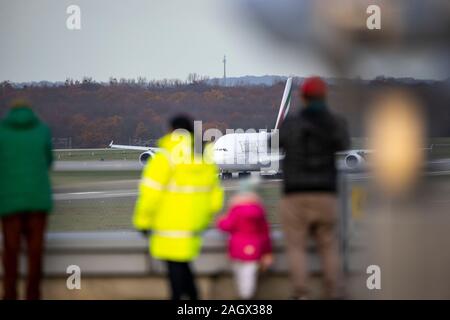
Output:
[217, 193, 272, 261]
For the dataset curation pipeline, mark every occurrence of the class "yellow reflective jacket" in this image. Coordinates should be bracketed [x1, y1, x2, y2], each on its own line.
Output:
[133, 131, 224, 262]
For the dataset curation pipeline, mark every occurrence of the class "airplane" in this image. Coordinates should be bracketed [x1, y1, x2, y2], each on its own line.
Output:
[108, 141, 160, 164]
[212, 77, 293, 178]
[209, 77, 373, 177]
[109, 78, 294, 178]
[340, 149, 372, 170]
[339, 145, 442, 171]
[109, 77, 370, 178]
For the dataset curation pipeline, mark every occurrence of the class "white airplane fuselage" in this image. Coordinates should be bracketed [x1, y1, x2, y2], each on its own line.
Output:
[212, 132, 281, 172]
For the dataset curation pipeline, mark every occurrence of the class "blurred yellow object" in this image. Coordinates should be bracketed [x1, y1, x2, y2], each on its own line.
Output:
[351, 186, 367, 219]
[367, 90, 425, 196]
[133, 131, 224, 262]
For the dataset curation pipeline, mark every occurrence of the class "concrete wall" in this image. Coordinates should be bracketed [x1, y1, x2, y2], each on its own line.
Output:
[0, 229, 333, 299]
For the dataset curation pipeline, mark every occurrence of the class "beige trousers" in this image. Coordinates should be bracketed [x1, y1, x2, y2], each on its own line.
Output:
[280, 193, 341, 299]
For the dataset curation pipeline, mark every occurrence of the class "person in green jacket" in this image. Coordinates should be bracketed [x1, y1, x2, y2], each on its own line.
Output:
[0, 99, 53, 300]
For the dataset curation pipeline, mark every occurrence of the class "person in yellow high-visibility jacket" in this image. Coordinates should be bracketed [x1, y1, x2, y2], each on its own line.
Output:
[133, 115, 224, 300]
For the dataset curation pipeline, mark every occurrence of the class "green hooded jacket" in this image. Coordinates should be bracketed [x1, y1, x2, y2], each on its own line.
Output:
[0, 107, 53, 217]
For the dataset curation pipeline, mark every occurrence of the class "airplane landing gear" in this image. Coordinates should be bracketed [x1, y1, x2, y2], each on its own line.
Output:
[221, 172, 233, 180]
[238, 171, 251, 179]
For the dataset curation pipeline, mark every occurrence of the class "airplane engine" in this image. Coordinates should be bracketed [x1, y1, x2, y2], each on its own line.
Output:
[139, 151, 154, 166]
[344, 152, 366, 169]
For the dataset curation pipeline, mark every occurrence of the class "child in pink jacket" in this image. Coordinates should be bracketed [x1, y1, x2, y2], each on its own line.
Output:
[217, 190, 273, 299]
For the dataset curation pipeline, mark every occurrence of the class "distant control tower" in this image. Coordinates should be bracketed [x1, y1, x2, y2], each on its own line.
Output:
[223, 55, 227, 86]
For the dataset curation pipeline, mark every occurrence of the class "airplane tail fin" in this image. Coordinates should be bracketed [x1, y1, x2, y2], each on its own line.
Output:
[274, 77, 293, 130]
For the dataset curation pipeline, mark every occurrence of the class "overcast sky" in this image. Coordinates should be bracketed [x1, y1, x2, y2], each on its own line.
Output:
[0, 0, 447, 82]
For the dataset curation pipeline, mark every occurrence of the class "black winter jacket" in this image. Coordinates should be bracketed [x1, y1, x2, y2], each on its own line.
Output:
[279, 102, 350, 194]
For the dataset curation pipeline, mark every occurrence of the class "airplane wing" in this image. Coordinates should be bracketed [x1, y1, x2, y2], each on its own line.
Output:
[336, 149, 374, 156]
[108, 141, 159, 152]
[258, 153, 285, 165]
[336, 145, 440, 156]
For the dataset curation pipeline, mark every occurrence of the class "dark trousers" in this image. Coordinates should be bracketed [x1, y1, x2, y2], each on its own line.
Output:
[166, 261, 198, 300]
[1, 212, 47, 300]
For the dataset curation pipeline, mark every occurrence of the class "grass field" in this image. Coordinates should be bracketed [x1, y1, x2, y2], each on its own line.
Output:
[52, 170, 141, 187]
[50, 170, 141, 231]
[54, 149, 142, 161]
[49, 169, 282, 232]
[50, 197, 138, 231]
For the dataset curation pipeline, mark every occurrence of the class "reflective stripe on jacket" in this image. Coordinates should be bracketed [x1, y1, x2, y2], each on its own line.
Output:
[133, 132, 224, 262]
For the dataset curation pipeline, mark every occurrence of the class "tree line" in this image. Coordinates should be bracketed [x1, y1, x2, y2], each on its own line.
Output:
[0, 77, 448, 148]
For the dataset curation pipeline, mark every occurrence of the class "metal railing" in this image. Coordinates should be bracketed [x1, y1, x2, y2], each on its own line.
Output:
[337, 160, 450, 274]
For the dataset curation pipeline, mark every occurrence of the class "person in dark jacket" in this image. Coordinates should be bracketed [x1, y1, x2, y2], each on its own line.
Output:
[0, 100, 53, 300]
[279, 77, 350, 299]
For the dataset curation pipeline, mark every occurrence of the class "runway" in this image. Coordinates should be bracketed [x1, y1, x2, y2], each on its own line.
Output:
[51, 158, 450, 202]
[54, 160, 142, 171]
[48, 158, 450, 232]
[53, 180, 283, 201]
[54, 190, 138, 201]
[49, 163, 283, 231]
[53, 158, 450, 173]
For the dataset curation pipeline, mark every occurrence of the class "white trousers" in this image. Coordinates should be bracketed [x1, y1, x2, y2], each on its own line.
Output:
[232, 261, 259, 299]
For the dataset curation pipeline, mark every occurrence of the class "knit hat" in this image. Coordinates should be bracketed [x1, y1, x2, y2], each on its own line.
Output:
[300, 76, 327, 99]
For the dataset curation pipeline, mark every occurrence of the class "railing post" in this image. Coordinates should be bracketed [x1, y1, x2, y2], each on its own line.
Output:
[338, 170, 349, 274]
